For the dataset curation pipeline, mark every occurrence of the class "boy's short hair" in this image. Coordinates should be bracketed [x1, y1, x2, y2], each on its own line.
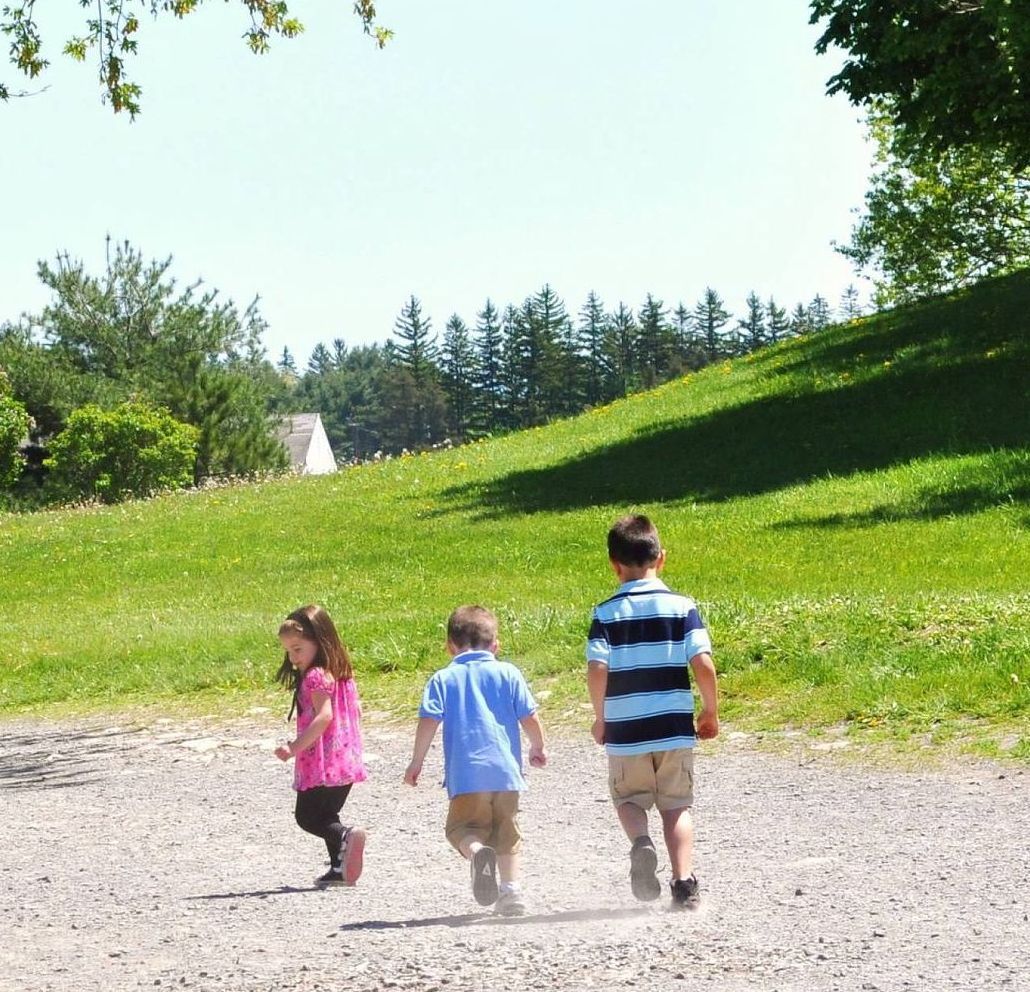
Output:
[447, 605, 499, 650]
[608, 514, 662, 566]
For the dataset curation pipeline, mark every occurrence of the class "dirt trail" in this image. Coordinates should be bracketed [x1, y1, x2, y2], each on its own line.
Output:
[1, 715, 1026, 991]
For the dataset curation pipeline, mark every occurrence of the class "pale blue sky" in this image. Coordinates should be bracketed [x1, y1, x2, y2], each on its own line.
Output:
[1, 1, 871, 362]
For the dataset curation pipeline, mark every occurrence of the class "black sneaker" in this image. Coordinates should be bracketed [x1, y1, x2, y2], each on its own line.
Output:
[315, 867, 346, 887]
[470, 846, 499, 906]
[670, 875, 701, 910]
[629, 836, 661, 901]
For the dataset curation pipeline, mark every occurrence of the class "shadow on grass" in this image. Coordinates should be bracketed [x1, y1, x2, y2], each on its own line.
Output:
[446, 362, 1028, 518]
[0, 726, 139, 791]
[335, 906, 653, 931]
[771, 459, 1030, 530]
[443, 275, 1029, 519]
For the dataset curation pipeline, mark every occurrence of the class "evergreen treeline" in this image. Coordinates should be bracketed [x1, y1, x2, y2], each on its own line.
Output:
[0, 239, 861, 504]
[286, 284, 855, 458]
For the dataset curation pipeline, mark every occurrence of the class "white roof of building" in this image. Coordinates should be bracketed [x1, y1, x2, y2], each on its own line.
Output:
[276, 413, 324, 467]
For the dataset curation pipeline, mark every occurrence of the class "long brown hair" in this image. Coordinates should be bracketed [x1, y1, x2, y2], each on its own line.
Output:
[275, 604, 354, 694]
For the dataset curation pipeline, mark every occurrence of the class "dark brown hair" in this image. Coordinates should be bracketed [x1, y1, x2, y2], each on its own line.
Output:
[447, 605, 499, 651]
[607, 514, 662, 566]
[275, 604, 353, 693]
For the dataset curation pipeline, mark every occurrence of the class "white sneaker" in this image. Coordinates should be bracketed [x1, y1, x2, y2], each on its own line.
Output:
[494, 888, 527, 917]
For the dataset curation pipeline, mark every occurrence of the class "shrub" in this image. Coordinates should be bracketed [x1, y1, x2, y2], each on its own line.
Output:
[0, 391, 30, 489]
[46, 402, 199, 503]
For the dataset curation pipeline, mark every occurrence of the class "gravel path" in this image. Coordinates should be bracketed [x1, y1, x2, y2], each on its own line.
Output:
[1, 714, 1027, 992]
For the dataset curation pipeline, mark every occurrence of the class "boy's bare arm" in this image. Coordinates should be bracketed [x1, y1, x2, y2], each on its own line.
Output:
[403, 716, 440, 785]
[689, 651, 719, 739]
[587, 661, 608, 745]
[519, 711, 548, 767]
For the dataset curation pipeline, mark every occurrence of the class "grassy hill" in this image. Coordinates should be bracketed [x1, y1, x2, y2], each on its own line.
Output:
[2, 271, 1028, 758]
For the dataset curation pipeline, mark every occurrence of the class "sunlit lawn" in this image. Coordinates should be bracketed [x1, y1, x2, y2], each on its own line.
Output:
[2, 271, 1028, 760]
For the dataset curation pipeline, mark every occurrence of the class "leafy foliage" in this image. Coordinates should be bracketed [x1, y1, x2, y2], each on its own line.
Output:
[0, 372, 30, 488]
[839, 114, 1030, 306]
[811, 1, 1030, 170]
[19, 240, 287, 481]
[0, 1, 391, 114]
[45, 400, 198, 502]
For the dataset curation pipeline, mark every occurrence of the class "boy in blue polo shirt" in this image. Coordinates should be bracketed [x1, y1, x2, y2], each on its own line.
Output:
[586, 514, 720, 910]
[404, 605, 547, 916]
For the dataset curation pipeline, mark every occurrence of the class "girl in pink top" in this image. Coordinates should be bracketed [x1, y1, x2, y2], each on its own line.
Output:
[274, 605, 368, 886]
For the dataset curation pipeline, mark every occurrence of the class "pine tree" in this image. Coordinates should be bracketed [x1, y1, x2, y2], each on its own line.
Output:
[390, 295, 443, 447]
[277, 346, 297, 376]
[790, 303, 811, 336]
[555, 312, 585, 415]
[636, 293, 672, 385]
[692, 288, 731, 360]
[376, 366, 448, 453]
[766, 297, 790, 345]
[839, 284, 863, 320]
[808, 294, 832, 331]
[473, 299, 504, 434]
[306, 342, 333, 377]
[673, 301, 707, 371]
[672, 302, 691, 354]
[525, 284, 567, 422]
[578, 291, 607, 406]
[736, 292, 766, 353]
[393, 295, 438, 386]
[499, 304, 528, 429]
[601, 302, 638, 399]
[331, 337, 348, 368]
[441, 313, 477, 439]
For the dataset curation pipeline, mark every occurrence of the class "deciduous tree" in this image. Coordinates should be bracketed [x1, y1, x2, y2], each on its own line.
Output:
[2, 1, 390, 115]
[811, 1, 1030, 170]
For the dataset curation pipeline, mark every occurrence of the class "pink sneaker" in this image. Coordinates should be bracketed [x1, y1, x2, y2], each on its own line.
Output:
[342, 827, 366, 885]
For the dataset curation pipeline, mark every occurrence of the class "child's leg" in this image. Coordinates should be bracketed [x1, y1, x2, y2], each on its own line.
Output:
[492, 793, 526, 916]
[654, 748, 697, 880]
[497, 852, 519, 884]
[492, 791, 522, 885]
[659, 806, 694, 879]
[447, 794, 499, 906]
[616, 800, 650, 841]
[457, 835, 485, 860]
[611, 756, 663, 901]
[459, 834, 499, 907]
[294, 784, 352, 866]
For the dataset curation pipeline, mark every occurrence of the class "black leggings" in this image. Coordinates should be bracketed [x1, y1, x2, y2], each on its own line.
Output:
[295, 784, 353, 865]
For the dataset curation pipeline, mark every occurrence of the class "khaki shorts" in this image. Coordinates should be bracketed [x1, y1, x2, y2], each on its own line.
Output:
[445, 791, 522, 855]
[609, 748, 695, 811]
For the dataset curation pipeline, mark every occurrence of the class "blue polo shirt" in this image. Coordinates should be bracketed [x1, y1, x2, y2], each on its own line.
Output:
[418, 650, 537, 798]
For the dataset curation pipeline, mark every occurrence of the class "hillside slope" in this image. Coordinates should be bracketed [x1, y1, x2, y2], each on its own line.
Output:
[2, 271, 1027, 755]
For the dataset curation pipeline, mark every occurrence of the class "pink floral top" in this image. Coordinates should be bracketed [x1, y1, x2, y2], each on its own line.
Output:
[293, 666, 367, 792]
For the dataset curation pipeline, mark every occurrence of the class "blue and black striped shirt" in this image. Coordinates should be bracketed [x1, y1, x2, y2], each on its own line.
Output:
[586, 578, 712, 756]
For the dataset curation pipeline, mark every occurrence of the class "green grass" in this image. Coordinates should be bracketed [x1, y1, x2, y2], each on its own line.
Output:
[2, 270, 1028, 759]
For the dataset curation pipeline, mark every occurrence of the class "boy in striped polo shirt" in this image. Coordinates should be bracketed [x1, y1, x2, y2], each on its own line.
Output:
[586, 514, 720, 909]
